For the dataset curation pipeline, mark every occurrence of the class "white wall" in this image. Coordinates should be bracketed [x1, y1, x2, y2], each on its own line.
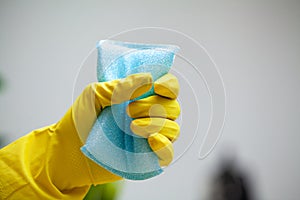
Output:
[1, 1, 300, 199]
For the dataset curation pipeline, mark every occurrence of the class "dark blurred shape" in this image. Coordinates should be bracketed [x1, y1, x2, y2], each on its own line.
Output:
[208, 155, 253, 200]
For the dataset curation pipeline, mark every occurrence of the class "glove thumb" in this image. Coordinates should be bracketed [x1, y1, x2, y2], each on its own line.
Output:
[73, 73, 153, 143]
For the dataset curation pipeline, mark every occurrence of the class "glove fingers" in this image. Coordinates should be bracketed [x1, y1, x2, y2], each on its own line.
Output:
[154, 73, 179, 99]
[126, 95, 180, 120]
[130, 118, 180, 142]
[148, 133, 174, 167]
[94, 73, 153, 108]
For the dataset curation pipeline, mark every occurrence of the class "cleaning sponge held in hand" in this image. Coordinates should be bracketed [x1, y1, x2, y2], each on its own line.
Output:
[81, 40, 179, 180]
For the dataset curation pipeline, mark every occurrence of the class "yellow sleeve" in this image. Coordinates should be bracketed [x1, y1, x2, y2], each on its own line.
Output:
[0, 108, 121, 200]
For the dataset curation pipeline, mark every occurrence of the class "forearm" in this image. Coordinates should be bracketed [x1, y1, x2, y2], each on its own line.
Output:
[0, 108, 121, 199]
[0, 125, 90, 199]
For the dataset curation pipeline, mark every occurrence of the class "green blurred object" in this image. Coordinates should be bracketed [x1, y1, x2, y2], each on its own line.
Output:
[0, 73, 4, 92]
[0, 73, 6, 148]
[84, 181, 122, 200]
[0, 135, 4, 148]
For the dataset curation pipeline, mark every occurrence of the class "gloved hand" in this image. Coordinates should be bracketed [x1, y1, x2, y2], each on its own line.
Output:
[61, 72, 180, 188]
[73, 72, 180, 167]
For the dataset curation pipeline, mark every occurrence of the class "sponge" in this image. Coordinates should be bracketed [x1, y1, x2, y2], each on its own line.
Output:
[81, 40, 179, 180]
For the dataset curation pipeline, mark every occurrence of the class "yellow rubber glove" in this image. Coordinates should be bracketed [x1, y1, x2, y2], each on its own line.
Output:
[128, 73, 180, 166]
[0, 73, 180, 199]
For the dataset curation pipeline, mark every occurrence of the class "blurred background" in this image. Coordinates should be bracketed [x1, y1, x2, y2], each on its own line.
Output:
[1, 0, 300, 199]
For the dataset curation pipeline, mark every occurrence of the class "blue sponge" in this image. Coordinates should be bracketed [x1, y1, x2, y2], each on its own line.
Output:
[81, 40, 179, 180]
